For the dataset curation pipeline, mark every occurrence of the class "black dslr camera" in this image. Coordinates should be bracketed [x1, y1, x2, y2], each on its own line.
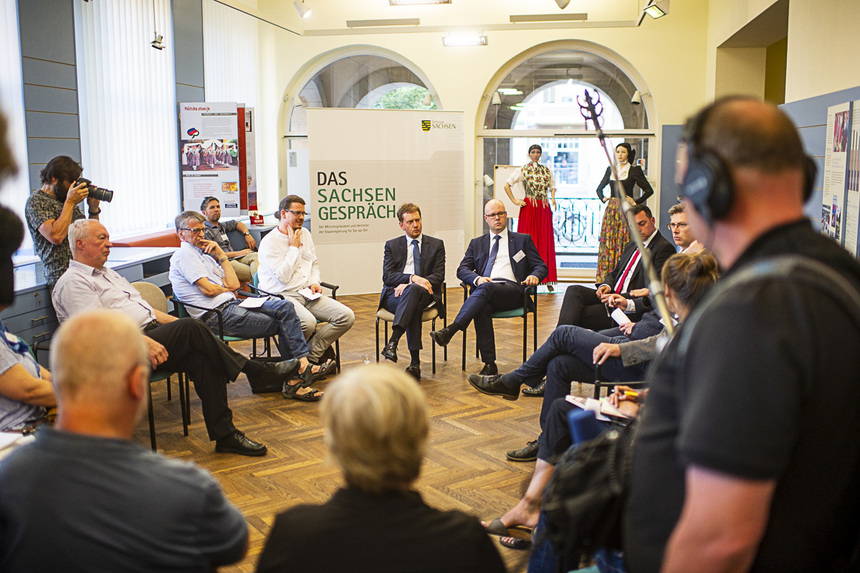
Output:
[76, 177, 114, 203]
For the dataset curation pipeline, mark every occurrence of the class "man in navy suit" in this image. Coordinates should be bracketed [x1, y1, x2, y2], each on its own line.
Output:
[380, 203, 446, 380]
[556, 204, 676, 330]
[431, 199, 547, 376]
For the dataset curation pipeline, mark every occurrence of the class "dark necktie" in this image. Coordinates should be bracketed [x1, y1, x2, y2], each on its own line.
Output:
[483, 235, 501, 277]
[412, 239, 421, 275]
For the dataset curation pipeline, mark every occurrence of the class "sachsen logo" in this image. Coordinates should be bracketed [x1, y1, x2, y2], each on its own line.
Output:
[420, 120, 456, 132]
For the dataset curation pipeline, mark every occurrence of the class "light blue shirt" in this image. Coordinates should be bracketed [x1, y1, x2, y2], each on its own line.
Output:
[0, 320, 45, 431]
[169, 242, 235, 318]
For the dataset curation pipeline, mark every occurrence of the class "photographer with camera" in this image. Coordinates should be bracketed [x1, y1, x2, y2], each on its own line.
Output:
[24, 155, 107, 287]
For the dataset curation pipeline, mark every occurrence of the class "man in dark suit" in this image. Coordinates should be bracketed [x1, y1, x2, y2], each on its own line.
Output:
[431, 199, 547, 376]
[556, 204, 675, 331]
[380, 203, 446, 380]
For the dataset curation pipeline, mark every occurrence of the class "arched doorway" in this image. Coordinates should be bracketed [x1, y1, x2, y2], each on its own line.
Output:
[478, 42, 655, 281]
[281, 49, 439, 204]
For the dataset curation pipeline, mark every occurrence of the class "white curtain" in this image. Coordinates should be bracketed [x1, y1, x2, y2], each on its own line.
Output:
[203, 0, 259, 108]
[75, 0, 180, 237]
[0, 0, 32, 252]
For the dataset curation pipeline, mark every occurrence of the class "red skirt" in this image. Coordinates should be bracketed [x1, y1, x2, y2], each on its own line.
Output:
[517, 198, 557, 283]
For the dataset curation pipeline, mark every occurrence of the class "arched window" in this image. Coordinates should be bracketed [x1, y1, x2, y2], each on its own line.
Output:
[284, 52, 437, 205]
[289, 54, 436, 134]
[480, 44, 654, 275]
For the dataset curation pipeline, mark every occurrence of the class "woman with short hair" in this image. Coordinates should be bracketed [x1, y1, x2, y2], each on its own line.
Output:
[257, 364, 506, 573]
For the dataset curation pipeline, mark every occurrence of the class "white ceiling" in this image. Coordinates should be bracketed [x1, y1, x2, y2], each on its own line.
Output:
[250, 0, 646, 35]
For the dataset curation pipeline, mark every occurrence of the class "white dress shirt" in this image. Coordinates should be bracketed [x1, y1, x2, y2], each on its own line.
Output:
[488, 229, 516, 283]
[257, 226, 321, 294]
[402, 233, 423, 275]
[52, 260, 157, 327]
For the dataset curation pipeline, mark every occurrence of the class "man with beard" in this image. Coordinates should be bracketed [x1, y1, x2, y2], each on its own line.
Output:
[200, 196, 258, 283]
[24, 156, 103, 287]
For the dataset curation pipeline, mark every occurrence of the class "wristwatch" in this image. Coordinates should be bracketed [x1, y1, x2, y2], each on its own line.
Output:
[243, 231, 251, 236]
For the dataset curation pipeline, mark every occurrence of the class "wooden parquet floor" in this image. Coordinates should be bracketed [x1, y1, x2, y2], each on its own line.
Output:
[132, 285, 596, 573]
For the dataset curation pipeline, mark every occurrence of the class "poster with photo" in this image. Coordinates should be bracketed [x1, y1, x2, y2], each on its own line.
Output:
[822, 102, 850, 243]
[845, 100, 860, 257]
[179, 102, 240, 216]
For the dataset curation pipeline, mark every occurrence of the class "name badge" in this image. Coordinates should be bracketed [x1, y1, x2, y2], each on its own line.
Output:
[513, 250, 526, 263]
[220, 234, 229, 242]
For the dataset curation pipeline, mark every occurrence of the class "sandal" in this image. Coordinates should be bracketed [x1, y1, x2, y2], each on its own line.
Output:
[499, 536, 532, 551]
[282, 382, 324, 401]
[483, 518, 533, 537]
[295, 359, 336, 387]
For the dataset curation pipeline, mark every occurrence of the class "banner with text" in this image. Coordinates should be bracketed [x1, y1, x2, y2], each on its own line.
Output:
[307, 108, 465, 294]
[179, 102, 240, 217]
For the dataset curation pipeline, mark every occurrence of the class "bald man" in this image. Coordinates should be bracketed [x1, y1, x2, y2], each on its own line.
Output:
[0, 310, 248, 572]
[430, 199, 547, 376]
[625, 97, 860, 572]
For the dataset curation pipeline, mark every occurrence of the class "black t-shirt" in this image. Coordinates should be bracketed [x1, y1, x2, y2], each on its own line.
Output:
[624, 219, 860, 572]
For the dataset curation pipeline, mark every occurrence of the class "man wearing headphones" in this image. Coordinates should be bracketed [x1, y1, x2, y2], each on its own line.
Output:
[625, 97, 860, 572]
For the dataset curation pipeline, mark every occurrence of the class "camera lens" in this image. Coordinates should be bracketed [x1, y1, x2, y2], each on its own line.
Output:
[89, 186, 113, 203]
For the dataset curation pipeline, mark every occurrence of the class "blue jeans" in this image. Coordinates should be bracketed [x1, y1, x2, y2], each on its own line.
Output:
[205, 299, 310, 360]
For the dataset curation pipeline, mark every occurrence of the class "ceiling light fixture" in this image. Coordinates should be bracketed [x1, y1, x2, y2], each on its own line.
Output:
[491, 92, 502, 106]
[294, 0, 311, 19]
[442, 35, 487, 47]
[150, 0, 165, 50]
[555, 0, 571, 8]
[643, 0, 669, 19]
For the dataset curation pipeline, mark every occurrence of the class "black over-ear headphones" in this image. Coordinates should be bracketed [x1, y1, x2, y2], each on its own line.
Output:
[680, 99, 817, 226]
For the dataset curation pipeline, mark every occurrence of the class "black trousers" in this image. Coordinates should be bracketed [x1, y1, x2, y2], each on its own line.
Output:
[147, 318, 248, 441]
[556, 285, 614, 330]
[381, 285, 434, 351]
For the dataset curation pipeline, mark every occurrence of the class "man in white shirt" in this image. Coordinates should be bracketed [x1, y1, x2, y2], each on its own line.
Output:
[53, 219, 301, 456]
[257, 195, 355, 366]
[169, 211, 327, 400]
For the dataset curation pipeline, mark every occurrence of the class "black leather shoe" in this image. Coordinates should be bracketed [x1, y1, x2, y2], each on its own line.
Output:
[405, 364, 421, 381]
[506, 439, 539, 462]
[381, 340, 398, 363]
[215, 430, 268, 456]
[248, 359, 300, 393]
[522, 379, 546, 397]
[478, 362, 498, 376]
[429, 327, 454, 347]
[468, 373, 520, 401]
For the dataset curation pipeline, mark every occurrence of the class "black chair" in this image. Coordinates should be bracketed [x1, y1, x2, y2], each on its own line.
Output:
[592, 361, 647, 399]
